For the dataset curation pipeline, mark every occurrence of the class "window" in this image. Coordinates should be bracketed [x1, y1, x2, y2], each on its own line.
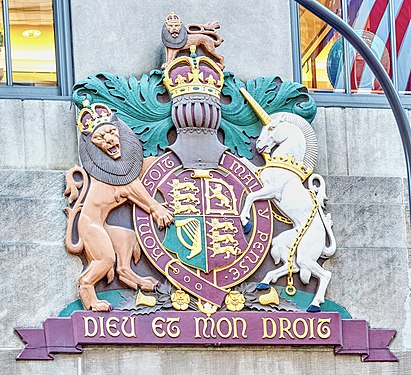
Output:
[291, 0, 411, 107]
[0, 0, 72, 99]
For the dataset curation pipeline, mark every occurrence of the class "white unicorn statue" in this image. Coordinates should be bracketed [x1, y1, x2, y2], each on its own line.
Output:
[239, 88, 336, 312]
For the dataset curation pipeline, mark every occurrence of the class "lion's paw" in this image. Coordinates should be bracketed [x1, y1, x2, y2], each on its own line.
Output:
[91, 300, 112, 312]
[139, 276, 159, 292]
[151, 204, 174, 230]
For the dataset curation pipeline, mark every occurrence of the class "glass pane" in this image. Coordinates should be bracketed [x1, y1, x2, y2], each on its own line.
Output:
[347, 0, 393, 94]
[299, 0, 345, 92]
[395, 0, 411, 94]
[9, 0, 57, 86]
[0, 1, 6, 84]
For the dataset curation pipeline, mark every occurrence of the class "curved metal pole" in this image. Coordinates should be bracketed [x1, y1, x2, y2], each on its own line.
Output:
[295, 0, 411, 218]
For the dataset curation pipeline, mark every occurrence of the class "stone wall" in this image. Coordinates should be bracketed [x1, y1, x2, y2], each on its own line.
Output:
[1, 0, 411, 373]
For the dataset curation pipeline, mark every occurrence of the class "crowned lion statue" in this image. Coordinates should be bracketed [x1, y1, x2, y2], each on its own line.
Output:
[161, 12, 224, 70]
[65, 102, 174, 312]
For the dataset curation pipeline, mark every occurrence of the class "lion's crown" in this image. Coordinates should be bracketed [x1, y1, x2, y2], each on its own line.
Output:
[77, 101, 112, 133]
[165, 11, 182, 26]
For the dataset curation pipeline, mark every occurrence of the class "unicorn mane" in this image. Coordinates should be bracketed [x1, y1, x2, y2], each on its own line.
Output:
[271, 112, 318, 170]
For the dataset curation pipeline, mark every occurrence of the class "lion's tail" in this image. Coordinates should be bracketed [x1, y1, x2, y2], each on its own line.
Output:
[132, 241, 141, 264]
[64, 165, 89, 255]
[308, 173, 337, 258]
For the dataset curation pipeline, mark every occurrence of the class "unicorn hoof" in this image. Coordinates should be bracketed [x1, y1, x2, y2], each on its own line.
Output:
[243, 221, 253, 234]
[256, 283, 270, 291]
[307, 305, 321, 313]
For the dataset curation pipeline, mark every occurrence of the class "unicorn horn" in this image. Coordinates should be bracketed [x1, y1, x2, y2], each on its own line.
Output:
[239, 88, 272, 126]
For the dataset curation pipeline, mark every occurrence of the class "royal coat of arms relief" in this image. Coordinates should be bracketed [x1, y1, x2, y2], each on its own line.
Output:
[15, 13, 397, 362]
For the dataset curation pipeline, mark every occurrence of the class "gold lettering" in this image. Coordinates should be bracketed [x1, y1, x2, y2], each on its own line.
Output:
[228, 267, 240, 281]
[151, 246, 165, 261]
[229, 161, 246, 177]
[252, 241, 265, 253]
[143, 235, 156, 249]
[149, 169, 161, 181]
[262, 318, 277, 339]
[279, 318, 294, 339]
[242, 173, 254, 185]
[293, 318, 309, 339]
[194, 317, 217, 338]
[257, 208, 270, 220]
[83, 316, 98, 337]
[239, 259, 250, 274]
[232, 317, 248, 339]
[121, 317, 137, 338]
[162, 156, 175, 169]
[106, 317, 120, 337]
[98, 316, 105, 337]
[143, 179, 155, 191]
[152, 317, 166, 338]
[138, 222, 151, 236]
[257, 230, 269, 242]
[216, 318, 232, 339]
[308, 318, 316, 339]
[245, 250, 260, 264]
[166, 317, 181, 338]
[135, 215, 149, 222]
[248, 182, 259, 191]
[317, 318, 331, 339]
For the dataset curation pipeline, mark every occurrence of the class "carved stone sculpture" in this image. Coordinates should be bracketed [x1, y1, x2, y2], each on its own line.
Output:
[161, 12, 224, 70]
[65, 101, 173, 312]
[239, 91, 336, 312]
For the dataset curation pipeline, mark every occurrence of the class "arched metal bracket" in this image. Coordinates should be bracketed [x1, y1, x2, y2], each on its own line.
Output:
[294, 0, 411, 220]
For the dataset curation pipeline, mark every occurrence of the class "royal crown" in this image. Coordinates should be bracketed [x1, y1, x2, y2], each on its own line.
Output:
[163, 45, 224, 99]
[77, 100, 112, 133]
[165, 11, 182, 26]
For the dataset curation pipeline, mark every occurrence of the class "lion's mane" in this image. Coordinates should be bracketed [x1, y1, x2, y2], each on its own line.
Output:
[161, 23, 187, 49]
[80, 118, 143, 186]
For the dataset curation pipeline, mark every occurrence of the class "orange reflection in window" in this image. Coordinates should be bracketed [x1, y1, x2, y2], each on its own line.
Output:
[9, 0, 57, 86]
[299, 0, 343, 92]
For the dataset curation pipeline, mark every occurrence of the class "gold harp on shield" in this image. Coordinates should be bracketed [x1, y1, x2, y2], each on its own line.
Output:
[176, 218, 202, 260]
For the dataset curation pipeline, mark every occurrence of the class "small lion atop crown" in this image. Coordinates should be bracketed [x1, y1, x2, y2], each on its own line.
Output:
[161, 11, 224, 70]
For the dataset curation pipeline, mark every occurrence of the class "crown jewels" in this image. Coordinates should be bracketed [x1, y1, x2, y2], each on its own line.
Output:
[77, 100, 112, 133]
[163, 45, 224, 99]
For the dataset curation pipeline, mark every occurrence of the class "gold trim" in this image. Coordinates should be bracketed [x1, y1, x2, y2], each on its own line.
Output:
[192, 169, 212, 179]
[257, 154, 313, 182]
[163, 55, 224, 99]
[77, 102, 112, 133]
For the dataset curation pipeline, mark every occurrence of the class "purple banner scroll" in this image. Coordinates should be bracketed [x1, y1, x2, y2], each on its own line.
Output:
[15, 311, 397, 362]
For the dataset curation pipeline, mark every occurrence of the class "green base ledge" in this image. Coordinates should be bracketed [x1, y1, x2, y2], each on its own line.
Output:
[59, 288, 351, 319]
[58, 290, 133, 317]
[279, 288, 351, 319]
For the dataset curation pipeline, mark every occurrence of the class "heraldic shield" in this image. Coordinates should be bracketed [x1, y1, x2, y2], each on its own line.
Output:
[134, 152, 273, 306]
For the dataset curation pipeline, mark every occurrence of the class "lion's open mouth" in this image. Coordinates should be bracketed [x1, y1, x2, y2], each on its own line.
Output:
[257, 145, 268, 154]
[106, 145, 121, 159]
[108, 146, 118, 154]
